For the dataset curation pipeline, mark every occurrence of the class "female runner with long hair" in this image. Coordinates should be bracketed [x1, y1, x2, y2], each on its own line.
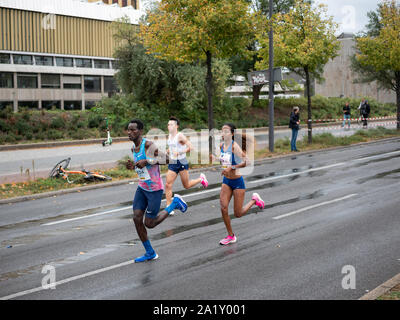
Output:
[216, 123, 265, 245]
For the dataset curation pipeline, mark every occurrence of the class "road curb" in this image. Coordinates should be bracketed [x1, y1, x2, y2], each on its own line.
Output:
[1, 136, 399, 205]
[359, 273, 400, 300]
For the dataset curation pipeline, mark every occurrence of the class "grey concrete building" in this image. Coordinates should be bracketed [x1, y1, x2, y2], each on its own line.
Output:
[0, 0, 142, 112]
[315, 33, 396, 104]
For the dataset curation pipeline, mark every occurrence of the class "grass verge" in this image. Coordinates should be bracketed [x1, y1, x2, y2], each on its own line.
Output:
[377, 283, 400, 300]
[1, 127, 399, 200]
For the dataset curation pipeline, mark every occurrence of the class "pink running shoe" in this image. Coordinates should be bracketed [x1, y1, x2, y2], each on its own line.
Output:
[219, 234, 237, 245]
[252, 193, 265, 209]
[200, 173, 209, 188]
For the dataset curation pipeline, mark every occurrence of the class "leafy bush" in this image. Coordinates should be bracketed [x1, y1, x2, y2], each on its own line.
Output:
[47, 129, 64, 140]
[50, 117, 65, 129]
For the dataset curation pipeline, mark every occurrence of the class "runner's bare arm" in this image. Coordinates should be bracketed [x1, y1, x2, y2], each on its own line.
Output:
[178, 133, 192, 154]
[141, 141, 169, 166]
[232, 141, 250, 169]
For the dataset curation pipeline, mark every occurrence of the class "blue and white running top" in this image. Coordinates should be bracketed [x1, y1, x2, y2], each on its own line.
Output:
[219, 141, 242, 169]
[133, 138, 164, 192]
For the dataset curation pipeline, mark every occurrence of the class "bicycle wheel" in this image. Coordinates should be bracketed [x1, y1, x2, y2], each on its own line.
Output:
[49, 158, 71, 178]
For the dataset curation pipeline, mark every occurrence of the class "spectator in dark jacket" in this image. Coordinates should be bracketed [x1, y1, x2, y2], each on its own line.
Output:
[359, 99, 371, 127]
[289, 106, 300, 152]
[342, 102, 351, 129]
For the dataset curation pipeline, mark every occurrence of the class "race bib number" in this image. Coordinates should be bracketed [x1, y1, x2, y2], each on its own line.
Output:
[220, 153, 231, 169]
[135, 166, 151, 181]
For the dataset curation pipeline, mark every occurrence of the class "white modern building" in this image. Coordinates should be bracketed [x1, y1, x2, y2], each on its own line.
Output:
[0, 0, 143, 111]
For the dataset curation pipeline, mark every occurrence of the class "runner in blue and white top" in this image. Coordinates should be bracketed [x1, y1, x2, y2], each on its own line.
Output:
[126, 119, 188, 263]
[215, 123, 266, 246]
[165, 116, 208, 215]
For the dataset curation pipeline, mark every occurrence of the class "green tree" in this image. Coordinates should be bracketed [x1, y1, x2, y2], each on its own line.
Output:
[140, 0, 257, 135]
[111, 16, 231, 122]
[231, 1, 298, 105]
[352, 0, 400, 130]
[256, 0, 339, 143]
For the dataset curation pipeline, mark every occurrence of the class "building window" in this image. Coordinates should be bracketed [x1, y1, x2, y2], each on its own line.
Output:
[111, 60, 119, 69]
[0, 101, 13, 110]
[0, 73, 14, 88]
[63, 75, 82, 89]
[85, 101, 97, 110]
[42, 101, 61, 110]
[64, 101, 82, 111]
[84, 76, 101, 93]
[104, 76, 118, 93]
[56, 57, 74, 67]
[35, 56, 54, 66]
[13, 55, 33, 65]
[17, 74, 38, 88]
[0, 54, 11, 64]
[75, 58, 92, 68]
[41, 74, 61, 89]
[18, 101, 39, 109]
[94, 59, 110, 69]
[122, 0, 127, 7]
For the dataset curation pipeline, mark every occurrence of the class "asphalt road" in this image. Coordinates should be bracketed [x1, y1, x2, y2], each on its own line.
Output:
[0, 120, 396, 183]
[0, 138, 399, 300]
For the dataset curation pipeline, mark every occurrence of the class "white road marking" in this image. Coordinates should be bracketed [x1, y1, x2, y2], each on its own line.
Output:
[42, 207, 132, 226]
[41, 187, 222, 226]
[0, 260, 135, 300]
[272, 194, 358, 220]
[41, 149, 399, 226]
[248, 162, 345, 184]
[353, 150, 400, 162]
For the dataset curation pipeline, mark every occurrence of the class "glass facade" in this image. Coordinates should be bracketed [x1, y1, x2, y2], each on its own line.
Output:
[0, 54, 11, 64]
[56, 57, 74, 67]
[35, 56, 54, 66]
[0, 73, 14, 88]
[13, 55, 33, 65]
[76, 58, 92, 68]
[104, 76, 118, 93]
[64, 101, 82, 111]
[94, 59, 110, 69]
[42, 101, 61, 110]
[0, 101, 13, 110]
[17, 74, 38, 88]
[63, 75, 82, 89]
[41, 74, 61, 88]
[84, 76, 101, 92]
[18, 101, 38, 109]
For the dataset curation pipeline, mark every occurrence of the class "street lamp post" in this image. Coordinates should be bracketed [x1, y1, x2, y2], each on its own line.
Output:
[268, 0, 274, 152]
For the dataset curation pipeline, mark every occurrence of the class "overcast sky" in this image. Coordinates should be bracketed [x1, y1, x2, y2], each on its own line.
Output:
[314, 0, 382, 35]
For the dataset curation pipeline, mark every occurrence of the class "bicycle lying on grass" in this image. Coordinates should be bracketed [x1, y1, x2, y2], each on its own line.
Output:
[49, 157, 112, 183]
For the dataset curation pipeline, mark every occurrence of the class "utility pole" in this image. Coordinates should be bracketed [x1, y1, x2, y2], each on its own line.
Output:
[268, 0, 274, 152]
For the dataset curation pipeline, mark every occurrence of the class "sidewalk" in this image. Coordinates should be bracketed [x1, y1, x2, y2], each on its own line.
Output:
[360, 273, 400, 300]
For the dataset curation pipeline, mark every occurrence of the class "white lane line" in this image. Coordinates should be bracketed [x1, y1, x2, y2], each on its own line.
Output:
[42, 187, 222, 226]
[42, 207, 132, 226]
[0, 260, 134, 300]
[353, 150, 400, 162]
[248, 162, 345, 184]
[41, 149, 398, 226]
[272, 194, 358, 220]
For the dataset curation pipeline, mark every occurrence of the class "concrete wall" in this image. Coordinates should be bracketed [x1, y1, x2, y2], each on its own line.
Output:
[315, 37, 396, 104]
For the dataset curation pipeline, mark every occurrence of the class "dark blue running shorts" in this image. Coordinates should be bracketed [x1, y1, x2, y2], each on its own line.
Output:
[132, 187, 163, 219]
[168, 159, 189, 174]
[222, 176, 246, 190]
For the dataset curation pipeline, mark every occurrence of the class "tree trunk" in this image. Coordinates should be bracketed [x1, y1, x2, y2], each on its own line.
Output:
[396, 72, 400, 130]
[251, 84, 263, 105]
[206, 51, 214, 161]
[304, 66, 312, 144]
